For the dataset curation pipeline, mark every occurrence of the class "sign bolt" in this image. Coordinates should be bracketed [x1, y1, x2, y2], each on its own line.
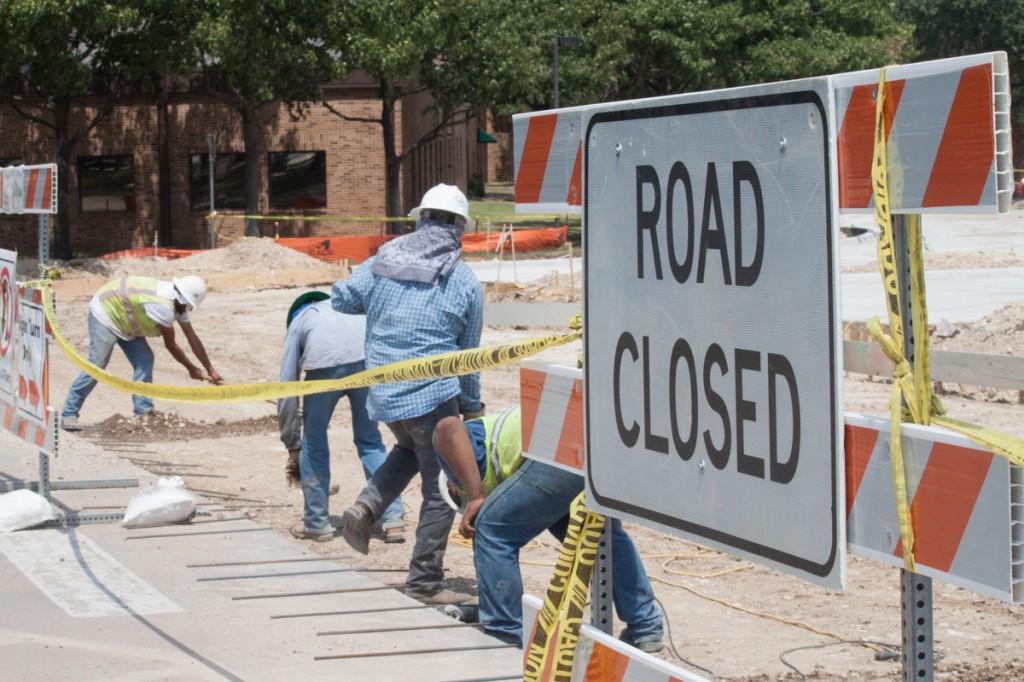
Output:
[779, 137, 787, 151]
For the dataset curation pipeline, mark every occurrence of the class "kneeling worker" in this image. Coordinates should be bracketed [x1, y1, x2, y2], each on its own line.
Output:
[278, 291, 405, 542]
[433, 406, 664, 651]
[61, 275, 222, 430]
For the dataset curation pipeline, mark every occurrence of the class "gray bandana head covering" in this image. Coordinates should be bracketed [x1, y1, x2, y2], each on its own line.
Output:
[371, 217, 463, 284]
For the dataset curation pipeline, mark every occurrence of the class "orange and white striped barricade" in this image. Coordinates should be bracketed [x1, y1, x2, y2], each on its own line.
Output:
[521, 362, 1022, 604]
[513, 52, 1011, 216]
[522, 594, 709, 682]
[0, 164, 58, 215]
[845, 413, 1021, 603]
[513, 106, 587, 214]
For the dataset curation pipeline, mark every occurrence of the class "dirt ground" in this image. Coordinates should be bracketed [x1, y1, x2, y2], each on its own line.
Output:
[41, 268, 1024, 681]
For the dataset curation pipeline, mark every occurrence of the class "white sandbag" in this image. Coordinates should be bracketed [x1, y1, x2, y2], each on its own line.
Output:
[122, 476, 197, 528]
[0, 489, 57, 532]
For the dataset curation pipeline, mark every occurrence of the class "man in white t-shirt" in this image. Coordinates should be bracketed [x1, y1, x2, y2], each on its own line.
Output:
[61, 275, 222, 431]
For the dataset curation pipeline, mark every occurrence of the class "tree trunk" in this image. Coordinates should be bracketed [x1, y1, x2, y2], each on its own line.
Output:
[380, 80, 404, 234]
[241, 104, 262, 237]
[53, 101, 73, 261]
[156, 76, 173, 246]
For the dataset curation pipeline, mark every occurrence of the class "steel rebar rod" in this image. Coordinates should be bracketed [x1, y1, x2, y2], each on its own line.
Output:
[270, 602, 434, 618]
[314, 643, 514, 661]
[317, 622, 483, 636]
[197, 565, 405, 581]
[126, 528, 271, 540]
[233, 584, 403, 601]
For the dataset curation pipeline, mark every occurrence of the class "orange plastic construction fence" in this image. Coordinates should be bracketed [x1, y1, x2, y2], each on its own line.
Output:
[97, 226, 569, 263]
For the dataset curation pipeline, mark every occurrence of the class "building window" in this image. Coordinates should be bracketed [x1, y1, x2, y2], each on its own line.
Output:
[268, 151, 326, 210]
[190, 153, 246, 211]
[78, 156, 135, 212]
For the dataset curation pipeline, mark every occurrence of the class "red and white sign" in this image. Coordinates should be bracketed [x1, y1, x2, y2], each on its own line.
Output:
[0, 164, 57, 215]
[513, 52, 1011, 216]
[16, 290, 48, 427]
[0, 249, 15, 397]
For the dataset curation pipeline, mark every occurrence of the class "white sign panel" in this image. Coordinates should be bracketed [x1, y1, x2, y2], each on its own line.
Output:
[16, 293, 48, 426]
[583, 78, 845, 587]
[0, 249, 15, 396]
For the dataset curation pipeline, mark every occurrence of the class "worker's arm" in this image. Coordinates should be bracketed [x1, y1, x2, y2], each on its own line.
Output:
[158, 325, 205, 382]
[456, 281, 484, 418]
[178, 321, 223, 384]
[331, 259, 373, 315]
[277, 326, 304, 452]
[433, 416, 485, 538]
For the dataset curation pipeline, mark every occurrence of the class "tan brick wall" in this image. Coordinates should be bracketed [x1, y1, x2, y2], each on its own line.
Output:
[0, 92, 396, 255]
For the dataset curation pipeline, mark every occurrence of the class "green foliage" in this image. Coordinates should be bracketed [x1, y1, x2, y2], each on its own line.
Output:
[197, 0, 333, 110]
[900, 0, 1024, 123]
[544, 0, 914, 107]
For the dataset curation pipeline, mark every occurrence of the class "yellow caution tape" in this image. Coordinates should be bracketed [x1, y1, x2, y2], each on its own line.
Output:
[26, 281, 581, 404]
[524, 492, 605, 682]
[867, 69, 1024, 571]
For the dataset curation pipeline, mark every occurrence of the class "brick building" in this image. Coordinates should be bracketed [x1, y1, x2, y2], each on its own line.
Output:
[0, 73, 503, 257]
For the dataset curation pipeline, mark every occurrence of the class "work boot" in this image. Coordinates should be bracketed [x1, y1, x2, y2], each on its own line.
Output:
[619, 626, 664, 654]
[289, 523, 335, 543]
[372, 522, 406, 544]
[340, 502, 373, 555]
[61, 416, 83, 432]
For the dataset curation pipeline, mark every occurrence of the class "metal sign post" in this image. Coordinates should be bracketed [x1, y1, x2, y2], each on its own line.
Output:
[892, 216, 934, 681]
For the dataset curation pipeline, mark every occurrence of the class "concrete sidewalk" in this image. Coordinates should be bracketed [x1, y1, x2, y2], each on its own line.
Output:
[0, 438, 521, 682]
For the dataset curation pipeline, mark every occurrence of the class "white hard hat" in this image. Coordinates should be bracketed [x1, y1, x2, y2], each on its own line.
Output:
[172, 275, 207, 309]
[409, 183, 470, 224]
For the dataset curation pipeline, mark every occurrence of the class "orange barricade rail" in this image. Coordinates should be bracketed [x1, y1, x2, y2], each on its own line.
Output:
[96, 227, 569, 264]
[99, 247, 200, 260]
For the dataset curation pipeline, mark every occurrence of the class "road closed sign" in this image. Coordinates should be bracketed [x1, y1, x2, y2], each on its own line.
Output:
[16, 291, 48, 427]
[0, 249, 15, 397]
[583, 78, 845, 588]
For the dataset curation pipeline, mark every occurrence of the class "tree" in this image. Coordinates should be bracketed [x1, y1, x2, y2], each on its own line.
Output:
[0, 0, 164, 259]
[323, 0, 545, 228]
[545, 0, 913, 108]
[196, 0, 334, 236]
[900, 0, 1024, 130]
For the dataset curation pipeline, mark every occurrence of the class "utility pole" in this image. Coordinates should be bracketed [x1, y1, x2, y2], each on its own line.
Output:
[553, 35, 578, 109]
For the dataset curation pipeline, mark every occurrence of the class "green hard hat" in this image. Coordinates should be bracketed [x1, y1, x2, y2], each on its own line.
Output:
[286, 291, 329, 329]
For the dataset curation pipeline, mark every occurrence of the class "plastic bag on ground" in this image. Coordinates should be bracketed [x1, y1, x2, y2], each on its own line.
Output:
[0, 489, 57, 532]
[122, 476, 197, 528]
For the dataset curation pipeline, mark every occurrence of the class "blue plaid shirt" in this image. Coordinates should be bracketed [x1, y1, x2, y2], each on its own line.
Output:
[331, 256, 483, 423]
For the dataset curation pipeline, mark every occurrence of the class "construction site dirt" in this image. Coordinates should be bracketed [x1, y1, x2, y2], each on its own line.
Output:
[35, 275, 1022, 680]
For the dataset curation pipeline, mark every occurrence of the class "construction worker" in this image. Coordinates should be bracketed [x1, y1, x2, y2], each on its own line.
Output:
[333, 183, 483, 605]
[61, 275, 221, 431]
[278, 291, 405, 542]
[432, 406, 665, 652]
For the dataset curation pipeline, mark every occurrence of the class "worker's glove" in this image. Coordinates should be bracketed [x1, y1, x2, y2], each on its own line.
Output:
[285, 449, 301, 487]
[461, 403, 486, 421]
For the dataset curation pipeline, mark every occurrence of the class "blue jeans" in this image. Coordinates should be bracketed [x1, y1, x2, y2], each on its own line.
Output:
[473, 459, 663, 646]
[62, 311, 154, 418]
[301, 363, 402, 532]
[355, 397, 460, 595]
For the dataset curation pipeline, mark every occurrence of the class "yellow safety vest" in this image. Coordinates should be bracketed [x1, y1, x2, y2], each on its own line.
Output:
[96, 276, 173, 338]
[479, 407, 524, 496]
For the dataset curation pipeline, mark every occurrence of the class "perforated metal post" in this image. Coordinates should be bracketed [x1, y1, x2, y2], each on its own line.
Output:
[37, 213, 49, 266]
[893, 215, 934, 682]
[591, 523, 613, 634]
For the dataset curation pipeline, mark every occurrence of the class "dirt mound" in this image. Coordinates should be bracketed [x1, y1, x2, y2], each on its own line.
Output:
[61, 238, 334, 280]
[88, 411, 277, 442]
[488, 270, 580, 303]
[931, 301, 1024, 357]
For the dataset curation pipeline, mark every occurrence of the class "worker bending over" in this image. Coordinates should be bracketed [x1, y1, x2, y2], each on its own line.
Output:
[61, 275, 221, 431]
[433, 406, 665, 652]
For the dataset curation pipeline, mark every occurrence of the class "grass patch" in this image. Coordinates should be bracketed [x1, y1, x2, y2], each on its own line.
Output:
[468, 196, 581, 245]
